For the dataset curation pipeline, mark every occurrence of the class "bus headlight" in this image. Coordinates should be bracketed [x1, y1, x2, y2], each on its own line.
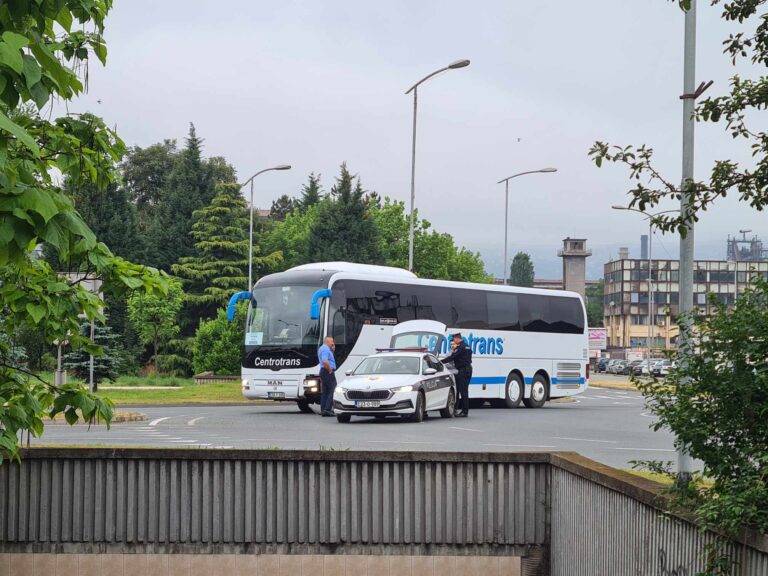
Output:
[393, 385, 413, 393]
[241, 378, 249, 390]
[304, 377, 320, 393]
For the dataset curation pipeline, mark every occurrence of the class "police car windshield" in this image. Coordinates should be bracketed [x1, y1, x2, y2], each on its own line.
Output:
[354, 356, 420, 375]
[246, 285, 321, 347]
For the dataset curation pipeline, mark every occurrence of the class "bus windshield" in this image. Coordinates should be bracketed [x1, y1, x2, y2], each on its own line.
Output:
[246, 285, 322, 347]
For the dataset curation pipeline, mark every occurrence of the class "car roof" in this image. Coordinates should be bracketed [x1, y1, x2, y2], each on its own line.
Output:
[369, 351, 428, 358]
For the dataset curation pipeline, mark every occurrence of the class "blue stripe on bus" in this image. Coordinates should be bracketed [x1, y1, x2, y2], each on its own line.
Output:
[468, 376, 586, 386]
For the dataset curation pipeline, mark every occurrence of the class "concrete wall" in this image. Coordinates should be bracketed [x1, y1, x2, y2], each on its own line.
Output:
[0, 553, 522, 576]
[550, 454, 768, 576]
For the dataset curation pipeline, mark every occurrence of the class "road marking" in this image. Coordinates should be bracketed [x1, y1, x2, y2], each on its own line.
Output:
[450, 426, 482, 432]
[368, 440, 446, 445]
[168, 439, 199, 443]
[149, 417, 171, 427]
[553, 437, 618, 444]
[577, 396, 597, 400]
[187, 417, 206, 426]
[613, 402, 633, 405]
[613, 447, 675, 452]
[243, 439, 315, 443]
[593, 395, 617, 400]
[641, 412, 655, 418]
[484, 443, 556, 448]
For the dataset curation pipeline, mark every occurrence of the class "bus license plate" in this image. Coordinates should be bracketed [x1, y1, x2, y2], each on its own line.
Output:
[268, 392, 285, 399]
[356, 400, 380, 408]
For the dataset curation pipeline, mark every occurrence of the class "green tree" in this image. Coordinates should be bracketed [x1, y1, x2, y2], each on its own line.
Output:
[172, 183, 282, 330]
[63, 318, 125, 386]
[298, 173, 323, 211]
[0, 1, 167, 461]
[264, 203, 318, 270]
[585, 280, 605, 327]
[589, 0, 768, 234]
[127, 281, 183, 373]
[192, 304, 246, 375]
[269, 194, 296, 221]
[509, 252, 535, 287]
[637, 278, 768, 572]
[308, 163, 382, 263]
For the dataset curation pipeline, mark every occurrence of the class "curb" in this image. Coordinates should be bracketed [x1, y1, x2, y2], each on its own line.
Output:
[589, 381, 638, 392]
[49, 411, 148, 425]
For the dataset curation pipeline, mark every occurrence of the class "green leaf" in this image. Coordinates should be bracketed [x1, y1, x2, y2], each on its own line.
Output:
[0, 109, 39, 157]
[64, 408, 78, 426]
[22, 55, 42, 88]
[0, 42, 23, 74]
[1, 32, 29, 52]
[56, 7, 74, 32]
[29, 81, 49, 108]
[26, 302, 46, 324]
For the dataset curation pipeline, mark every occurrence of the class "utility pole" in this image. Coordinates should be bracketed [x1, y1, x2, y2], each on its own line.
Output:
[677, 0, 698, 481]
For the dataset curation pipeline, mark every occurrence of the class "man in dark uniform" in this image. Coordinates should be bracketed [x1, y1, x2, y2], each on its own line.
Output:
[442, 333, 473, 417]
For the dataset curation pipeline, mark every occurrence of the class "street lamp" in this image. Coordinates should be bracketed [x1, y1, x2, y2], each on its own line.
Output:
[497, 168, 557, 284]
[240, 165, 291, 290]
[405, 59, 470, 272]
[612, 206, 678, 374]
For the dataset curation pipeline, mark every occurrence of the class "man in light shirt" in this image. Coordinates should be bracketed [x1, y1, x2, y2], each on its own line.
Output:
[318, 336, 337, 417]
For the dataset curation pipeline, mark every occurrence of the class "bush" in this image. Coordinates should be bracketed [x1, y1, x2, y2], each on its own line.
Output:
[192, 303, 245, 375]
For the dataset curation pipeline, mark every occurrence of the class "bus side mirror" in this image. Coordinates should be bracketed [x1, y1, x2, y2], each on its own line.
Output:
[227, 291, 251, 321]
[310, 289, 332, 320]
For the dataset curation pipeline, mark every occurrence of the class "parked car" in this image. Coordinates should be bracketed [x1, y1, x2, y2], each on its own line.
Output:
[633, 360, 663, 376]
[333, 351, 456, 423]
[608, 360, 627, 374]
[623, 360, 644, 375]
[596, 358, 610, 373]
[654, 360, 675, 377]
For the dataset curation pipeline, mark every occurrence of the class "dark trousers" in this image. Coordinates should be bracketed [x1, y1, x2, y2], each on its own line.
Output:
[320, 369, 337, 413]
[456, 367, 472, 413]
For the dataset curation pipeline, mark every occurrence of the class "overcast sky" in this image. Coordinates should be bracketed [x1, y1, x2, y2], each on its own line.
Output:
[70, 1, 766, 279]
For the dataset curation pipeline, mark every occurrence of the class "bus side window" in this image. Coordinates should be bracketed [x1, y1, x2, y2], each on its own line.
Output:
[451, 289, 488, 329]
[487, 292, 520, 331]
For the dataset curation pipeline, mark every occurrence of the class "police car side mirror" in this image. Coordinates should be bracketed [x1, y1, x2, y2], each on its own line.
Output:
[423, 368, 437, 376]
[345, 370, 354, 376]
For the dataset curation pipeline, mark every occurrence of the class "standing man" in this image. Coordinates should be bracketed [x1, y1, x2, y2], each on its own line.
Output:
[442, 333, 472, 417]
[318, 336, 337, 417]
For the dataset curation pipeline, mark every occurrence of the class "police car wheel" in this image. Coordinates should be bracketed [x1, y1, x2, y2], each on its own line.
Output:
[336, 414, 351, 423]
[523, 374, 548, 409]
[504, 373, 523, 408]
[440, 388, 456, 418]
[410, 392, 426, 423]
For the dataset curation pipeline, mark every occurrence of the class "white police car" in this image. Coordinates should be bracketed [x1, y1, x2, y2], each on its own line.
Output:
[332, 320, 455, 423]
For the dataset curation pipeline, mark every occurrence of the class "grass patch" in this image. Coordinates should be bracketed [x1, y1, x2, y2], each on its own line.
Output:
[623, 469, 674, 486]
[99, 382, 245, 405]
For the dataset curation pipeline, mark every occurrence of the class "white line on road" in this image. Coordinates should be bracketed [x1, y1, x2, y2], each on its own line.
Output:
[168, 440, 199, 443]
[613, 402, 633, 405]
[553, 437, 618, 444]
[613, 447, 675, 452]
[450, 426, 482, 432]
[368, 440, 446, 445]
[187, 417, 206, 426]
[484, 443, 556, 448]
[640, 412, 655, 418]
[149, 417, 171, 427]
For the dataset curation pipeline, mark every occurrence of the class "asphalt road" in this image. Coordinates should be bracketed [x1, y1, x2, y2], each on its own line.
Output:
[32, 387, 679, 470]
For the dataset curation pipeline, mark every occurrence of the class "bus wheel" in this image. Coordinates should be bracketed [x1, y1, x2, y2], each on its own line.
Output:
[504, 373, 523, 408]
[296, 399, 313, 413]
[523, 374, 548, 408]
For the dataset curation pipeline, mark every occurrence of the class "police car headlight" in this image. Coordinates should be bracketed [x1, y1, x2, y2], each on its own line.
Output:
[335, 386, 346, 394]
[393, 385, 413, 393]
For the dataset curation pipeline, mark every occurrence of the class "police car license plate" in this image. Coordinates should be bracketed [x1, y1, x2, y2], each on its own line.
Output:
[268, 392, 285, 399]
[355, 400, 380, 408]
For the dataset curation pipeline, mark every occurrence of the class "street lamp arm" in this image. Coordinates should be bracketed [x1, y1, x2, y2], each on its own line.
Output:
[611, 206, 679, 219]
[238, 164, 292, 188]
[405, 66, 453, 94]
[405, 59, 470, 94]
[497, 169, 556, 184]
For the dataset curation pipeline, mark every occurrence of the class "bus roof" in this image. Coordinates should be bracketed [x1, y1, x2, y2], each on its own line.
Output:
[289, 262, 417, 278]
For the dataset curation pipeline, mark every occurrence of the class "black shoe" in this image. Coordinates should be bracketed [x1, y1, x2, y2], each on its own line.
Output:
[456, 412, 468, 418]
[322, 411, 334, 417]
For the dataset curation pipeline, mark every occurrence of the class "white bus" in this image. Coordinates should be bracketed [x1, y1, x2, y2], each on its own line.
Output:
[228, 262, 589, 412]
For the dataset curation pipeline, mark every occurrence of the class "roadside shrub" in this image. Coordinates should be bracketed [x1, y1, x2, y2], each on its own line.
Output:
[192, 303, 245, 375]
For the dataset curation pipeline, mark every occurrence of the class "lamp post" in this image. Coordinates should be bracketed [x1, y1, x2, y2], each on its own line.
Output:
[239, 165, 291, 290]
[612, 206, 678, 374]
[497, 168, 557, 284]
[405, 59, 470, 272]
